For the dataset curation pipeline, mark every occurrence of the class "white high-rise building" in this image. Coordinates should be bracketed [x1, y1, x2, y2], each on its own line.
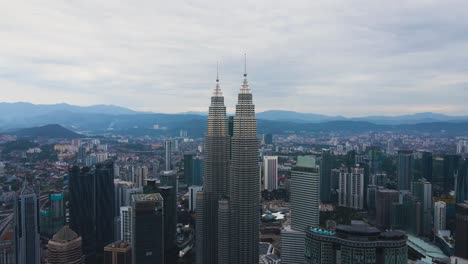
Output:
[120, 206, 133, 243]
[282, 156, 320, 263]
[434, 201, 446, 234]
[263, 156, 278, 191]
[135, 166, 148, 188]
[338, 165, 364, 209]
[457, 140, 468, 154]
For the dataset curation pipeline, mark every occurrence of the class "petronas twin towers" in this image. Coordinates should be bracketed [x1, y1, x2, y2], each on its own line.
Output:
[196, 60, 259, 264]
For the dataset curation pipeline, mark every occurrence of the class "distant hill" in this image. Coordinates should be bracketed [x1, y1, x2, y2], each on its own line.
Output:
[257, 110, 468, 125]
[13, 124, 82, 139]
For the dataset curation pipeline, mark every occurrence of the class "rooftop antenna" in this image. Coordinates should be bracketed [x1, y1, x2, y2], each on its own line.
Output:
[244, 53, 247, 78]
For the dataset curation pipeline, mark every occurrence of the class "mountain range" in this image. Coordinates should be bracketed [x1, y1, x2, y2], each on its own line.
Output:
[1, 102, 467, 137]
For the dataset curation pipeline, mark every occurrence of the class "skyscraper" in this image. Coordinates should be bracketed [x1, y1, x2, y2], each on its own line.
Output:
[165, 139, 172, 171]
[412, 178, 433, 236]
[14, 185, 40, 264]
[434, 201, 447, 235]
[197, 68, 230, 264]
[95, 162, 115, 251]
[158, 186, 177, 261]
[120, 206, 132, 243]
[443, 154, 459, 193]
[376, 188, 400, 229]
[103, 241, 132, 264]
[47, 226, 85, 264]
[282, 156, 320, 263]
[183, 153, 194, 186]
[398, 150, 413, 191]
[131, 193, 164, 264]
[421, 151, 433, 182]
[263, 156, 278, 191]
[456, 158, 468, 203]
[225, 61, 259, 264]
[455, 202, 468, 259]
[69, 166, 96, 264]
[338, 165, 364, 209]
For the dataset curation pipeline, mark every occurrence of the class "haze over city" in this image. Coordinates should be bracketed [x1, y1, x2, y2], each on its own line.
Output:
[2, 1, 468, 115]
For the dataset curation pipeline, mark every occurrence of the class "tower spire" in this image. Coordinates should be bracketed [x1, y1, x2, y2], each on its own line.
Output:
[214, 62, 222, 96]
[240, 53, 250, 94]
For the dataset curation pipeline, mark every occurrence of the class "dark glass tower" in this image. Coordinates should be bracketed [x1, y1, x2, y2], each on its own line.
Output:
[184, 153, 194, 186]
[320, 149, 332, 202]
[196, 69, 230, 264]
[69, 166, 96, 264]
[95, 162, 115, 250]
[398, 150, 413, 191]
[15, 185, 40, 264]
[158, 186, 177, 262]
[226, 63, 259, 264]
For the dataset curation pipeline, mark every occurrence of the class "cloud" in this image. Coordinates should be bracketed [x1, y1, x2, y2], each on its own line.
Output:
[1, 0, 467, 116]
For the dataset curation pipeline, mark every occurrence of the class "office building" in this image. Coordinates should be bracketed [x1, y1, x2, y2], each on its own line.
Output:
[263, 133, 273, 145]
[305, 223, 408, 264]
[376, 189, 399, 229]
[131, 193, 164, 264]
[412, 178, 432, 236]
[0, 230, 14, 264]
[223, 65, 260, 264]
[456, 158, 468, 203]
[120, 207, 132, 244]
[263, 156, 278, 191]
[443, 154, 460, 193]
[434, 201, 447, 235]
[281, 226, 306, 264]
[282, 156, 320, 263]
[47, 226, 85, 264]
[197, 70, 230, 264]
[338, 165, 364, 209]
[193, 156, 204, 186]
[320, 149, 333, 202]
[184, 154, 194, 186]
[421, 151, 433, 182]
[69, 166, 97, 263]
[103, 241, 132, 264]
[291, 155, 320, 231]
[398, 150, 413, 191]
[455, 203, 468, 259]
[134, 166, 148, 188]
[95, 162, 115, 250]
[40, 192, 65, 238]
[14, 185, 40, 264]
[391, 193, 422, 235]
[165, 139, 172, 170]
[188, 185, 203, 211]
[158, 186, 177, 260]
[160, 170, 177, 193]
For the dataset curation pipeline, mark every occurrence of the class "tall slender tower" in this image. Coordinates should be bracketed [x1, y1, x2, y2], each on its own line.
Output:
[196, 65, 230, 264]
[227, 56, 259, 263]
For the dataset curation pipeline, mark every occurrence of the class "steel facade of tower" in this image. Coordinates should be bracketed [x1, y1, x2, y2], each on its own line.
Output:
[226, 69, 259, 264]
[197, 71, 230, 264]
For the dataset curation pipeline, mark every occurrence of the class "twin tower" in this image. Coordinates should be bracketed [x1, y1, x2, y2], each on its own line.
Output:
[196, 63, 259, 264]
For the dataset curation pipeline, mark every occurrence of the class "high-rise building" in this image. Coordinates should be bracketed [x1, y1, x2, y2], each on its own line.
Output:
[456, 158, 468, 203]
[305, 223, 408, 264]
[40, 192, 65, 238]
[282, 156, 320, 263]
[120, 206, 132, 244]
[376, 188, 400, 229]
[95, 162, 115, 251]
[290, 156, 320, 231]
[160, 170, 177, 193]
[263, 156, 278, 191]
[158, 186, 177, 261]
[69, 166, 96, 263]
[14, 185, 40, 264]
[47, 226, 85, 264]
[165, 139, 172, 171]
[193, 156, 204, 186]
[421, 151, 433, 182]
[443, 154, 460, 193]
[412, 178, 432, 236]
[103, 241, 132, 264]
[320, 149, 333, 202]
[263, 133, 273, 145]
[434, 201, 447, 235]
[391, 193, 422, 235]
[183, 154, 194, 186]
[338, 165, 364, 209]
[131, 193, 164, 264]
[134, 166, 148, 188]
[455, 203, 468, 259]
[188, 185, 203, 211]
[224, 64, 260, 264]
[197, 69, 230, 264]
[0, 229, 15, 264]
[398, 150, 413, 191]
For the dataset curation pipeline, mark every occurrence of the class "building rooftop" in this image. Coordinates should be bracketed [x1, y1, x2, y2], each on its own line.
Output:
[132, 193, 163, 203]
[407, 234, 448, 261]
[52, 226, 79, 243]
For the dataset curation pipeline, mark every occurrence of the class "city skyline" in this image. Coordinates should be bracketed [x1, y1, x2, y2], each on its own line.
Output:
[2, 1, 468, 115]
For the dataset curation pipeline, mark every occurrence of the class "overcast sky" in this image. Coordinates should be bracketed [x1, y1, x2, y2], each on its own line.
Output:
[1, 1, 468, 116]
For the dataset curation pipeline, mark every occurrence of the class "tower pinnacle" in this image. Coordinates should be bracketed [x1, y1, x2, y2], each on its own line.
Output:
[240, 54, 250, 94]
[214, 62, 222, 97]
